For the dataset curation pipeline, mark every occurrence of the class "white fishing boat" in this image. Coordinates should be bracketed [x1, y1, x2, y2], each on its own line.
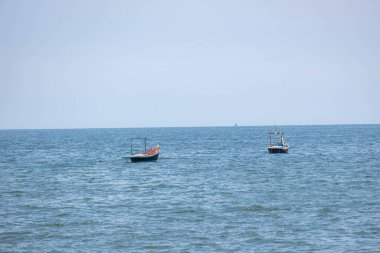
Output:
[268, 131, 289, 153]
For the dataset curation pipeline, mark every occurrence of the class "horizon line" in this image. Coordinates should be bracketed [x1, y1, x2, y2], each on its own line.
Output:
[0, 123, 379, 131]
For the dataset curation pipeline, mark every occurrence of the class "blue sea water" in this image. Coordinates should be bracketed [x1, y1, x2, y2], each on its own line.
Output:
[0, 125, 379, 252]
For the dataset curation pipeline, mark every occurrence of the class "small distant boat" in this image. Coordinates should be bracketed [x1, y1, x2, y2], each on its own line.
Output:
[268, 131, 289, 153]
[123, 138, 160, 163]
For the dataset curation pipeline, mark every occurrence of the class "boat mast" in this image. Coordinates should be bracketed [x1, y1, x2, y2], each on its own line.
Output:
[274, 120, 277, 133]
[269, 133, 272, 146]
[131, 139, 133, 155]
[144, 138, 147, 153]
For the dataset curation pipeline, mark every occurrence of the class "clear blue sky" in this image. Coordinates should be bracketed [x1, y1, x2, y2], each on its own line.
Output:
[1, 0, 379, 129]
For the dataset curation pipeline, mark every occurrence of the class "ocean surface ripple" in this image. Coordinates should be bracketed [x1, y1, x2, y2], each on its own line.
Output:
[0, 125, 379, 252]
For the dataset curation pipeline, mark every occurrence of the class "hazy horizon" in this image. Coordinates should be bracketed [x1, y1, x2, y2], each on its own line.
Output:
[1, 0, 379, 129]
[1, 123, 379, 131]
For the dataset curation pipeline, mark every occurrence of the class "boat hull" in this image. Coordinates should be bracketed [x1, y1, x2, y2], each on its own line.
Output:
[130, 153, 159, 163]
[268, 147, 288, 153]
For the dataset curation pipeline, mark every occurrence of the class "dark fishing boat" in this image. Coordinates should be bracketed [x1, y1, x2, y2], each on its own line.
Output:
[123, 138, 160, 163]
[268, 131, 289, 153]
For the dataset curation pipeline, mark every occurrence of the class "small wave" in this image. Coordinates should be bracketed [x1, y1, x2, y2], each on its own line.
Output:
[245, 233, 265, 243]
[367, 246, 380, 252]
[56, 212, 70, 217]
[0, 231, 33, 237]
[23, 204, 43, 209]
[243, 204, 279, 212]
[2, 190, 23, 197]
[155, 157, 174, 160]
[38, 220, 98, 228]
[318, 206, 335, 214]
[143, 245, 171, 250]
[190, 235, 209, 241]
[39, 222, 66, 227]
[175, 208, 197, 214]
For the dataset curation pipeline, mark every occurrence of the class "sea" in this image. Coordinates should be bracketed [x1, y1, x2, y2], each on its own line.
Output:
[0, 125, 379, 252]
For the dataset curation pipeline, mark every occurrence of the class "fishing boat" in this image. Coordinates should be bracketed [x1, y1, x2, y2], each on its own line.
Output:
[268, 131, 289, 153]
[123, 138, 160, 162]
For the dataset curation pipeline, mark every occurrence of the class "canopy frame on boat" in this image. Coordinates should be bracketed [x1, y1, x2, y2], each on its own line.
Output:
[123, 137, 160, 162]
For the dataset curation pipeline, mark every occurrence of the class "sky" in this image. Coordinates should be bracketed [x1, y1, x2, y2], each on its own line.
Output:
[0, 0, 379, 129]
